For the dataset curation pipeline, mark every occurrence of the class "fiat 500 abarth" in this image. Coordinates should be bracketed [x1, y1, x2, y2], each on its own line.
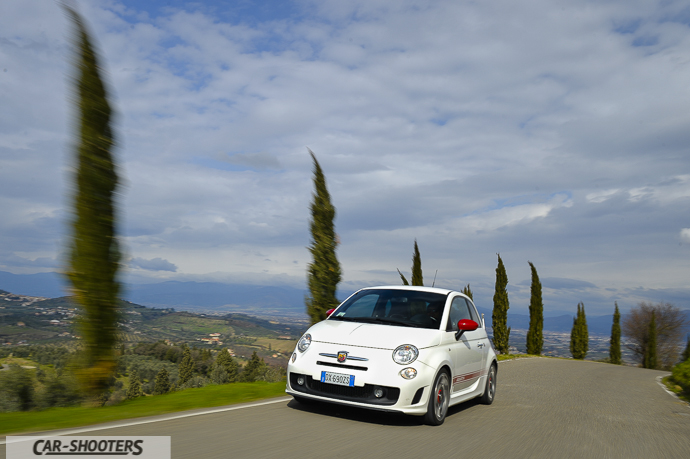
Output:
[286, 286, 497, 425]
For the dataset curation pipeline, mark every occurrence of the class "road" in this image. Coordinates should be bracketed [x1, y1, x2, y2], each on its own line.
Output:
[4, 358, 690, 458]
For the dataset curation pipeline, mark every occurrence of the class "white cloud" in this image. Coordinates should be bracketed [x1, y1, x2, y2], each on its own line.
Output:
[1, 0, 690, 314]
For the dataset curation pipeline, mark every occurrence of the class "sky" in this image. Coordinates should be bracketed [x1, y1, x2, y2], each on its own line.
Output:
[1, 0, 689, 316]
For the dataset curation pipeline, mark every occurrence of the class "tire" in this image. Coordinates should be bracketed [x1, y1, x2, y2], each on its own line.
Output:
[424, 370, 450, 426]
[480, 363, 497, 405]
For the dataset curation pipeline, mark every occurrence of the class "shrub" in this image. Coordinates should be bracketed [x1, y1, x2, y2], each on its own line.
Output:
[671, 360, 690, 394]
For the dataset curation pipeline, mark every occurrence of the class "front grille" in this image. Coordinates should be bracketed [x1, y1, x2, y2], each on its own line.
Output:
[316, 361, 368, 371]
[290, 373, 400, 406]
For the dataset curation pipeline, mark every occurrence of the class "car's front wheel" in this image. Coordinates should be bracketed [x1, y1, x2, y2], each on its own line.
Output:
[479, 363, 497, 405]
[424, 370, 450, 425]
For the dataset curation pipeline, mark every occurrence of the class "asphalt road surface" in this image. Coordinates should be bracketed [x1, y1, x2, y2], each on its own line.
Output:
[4, 357, 690, 458]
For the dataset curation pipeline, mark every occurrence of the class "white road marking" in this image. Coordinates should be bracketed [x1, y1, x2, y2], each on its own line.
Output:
[0, 396, 292, 445]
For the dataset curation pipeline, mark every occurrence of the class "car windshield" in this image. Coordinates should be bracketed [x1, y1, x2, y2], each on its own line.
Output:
[329, 289, 448, 330]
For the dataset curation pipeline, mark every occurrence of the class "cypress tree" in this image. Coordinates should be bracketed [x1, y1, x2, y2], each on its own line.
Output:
[462, 284, 473, 300]
[570, 302, 589, 359]
[526, 261, 544, 355]
[305, 150, 342, 324]
[64, 6, 121, 397]
[644, 312, 658, 369]
[609, 302, 622, 365]
[127, 369, 143, 399]
[397, 269, 410, 286]
[411, 240, 423, 286]
[178, 344, 194, 387]
[152, 368, 171, 395]
[683, 335, 690, 362]
[492, 254, 511, 354]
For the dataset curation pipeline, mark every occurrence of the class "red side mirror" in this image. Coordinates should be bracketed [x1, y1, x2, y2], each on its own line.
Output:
[457, 319, 478, 331]
[326, 308, 335, 317]
[455, 319, 478, 340]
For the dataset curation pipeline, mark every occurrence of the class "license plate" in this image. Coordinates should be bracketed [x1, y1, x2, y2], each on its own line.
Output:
[320, 371, 355, 387]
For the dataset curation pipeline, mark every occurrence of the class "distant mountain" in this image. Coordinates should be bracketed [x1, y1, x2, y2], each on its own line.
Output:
[0, 271, 67, 298]
[124, 281, 307, 313]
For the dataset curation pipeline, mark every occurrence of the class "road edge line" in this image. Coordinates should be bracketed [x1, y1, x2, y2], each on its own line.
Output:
[0, 396, 292, 445]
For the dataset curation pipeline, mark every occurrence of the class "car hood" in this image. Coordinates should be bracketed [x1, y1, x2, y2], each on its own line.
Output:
[308, 319, 441, 350]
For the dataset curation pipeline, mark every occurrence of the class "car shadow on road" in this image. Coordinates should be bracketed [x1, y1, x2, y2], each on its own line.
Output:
[286, 397, 481, 427]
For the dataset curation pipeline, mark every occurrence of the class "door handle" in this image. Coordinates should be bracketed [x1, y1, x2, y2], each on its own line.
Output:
[477, 343, 484, 348]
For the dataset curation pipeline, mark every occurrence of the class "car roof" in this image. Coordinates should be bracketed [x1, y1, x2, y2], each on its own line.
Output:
[357, 285, 457, 296]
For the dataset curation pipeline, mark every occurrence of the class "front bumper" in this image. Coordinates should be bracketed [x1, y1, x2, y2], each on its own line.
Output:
[286, 342, 437, 416]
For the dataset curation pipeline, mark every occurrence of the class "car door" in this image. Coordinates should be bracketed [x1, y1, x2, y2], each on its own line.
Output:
[444, 296, 483, 393]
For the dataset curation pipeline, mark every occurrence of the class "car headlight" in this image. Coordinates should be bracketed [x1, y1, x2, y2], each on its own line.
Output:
[392, 344, 418, 365]
[297, 333, 312, 352]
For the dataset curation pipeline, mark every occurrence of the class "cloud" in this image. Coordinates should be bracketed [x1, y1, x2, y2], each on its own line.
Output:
[2, 0, 690, 315]
[129, 257, 178, 272]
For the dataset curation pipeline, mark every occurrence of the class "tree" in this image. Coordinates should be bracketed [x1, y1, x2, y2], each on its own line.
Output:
[178, 345, 194, 387]
[622, 302, 687, 370]
[127, 369, 143, 399]
[213, 348, 238, 382]
[644, 312, 658, 369]
[397, 240, 424, 286]
[609, 302, 622, 365]
[526, 261, 543, 355]
[63, 5, 121, 398]
[683, 336, 690, 362]
[153, 368, 171, 395]
[411, 240, 423, 286]
[570, 302, 589, 359]
[492, 254, 511, 354]
[241, 351, 266, 382]
[305, 150, 342, 324]
[462, 284, 473, 300]
[397, 269, 410, 285]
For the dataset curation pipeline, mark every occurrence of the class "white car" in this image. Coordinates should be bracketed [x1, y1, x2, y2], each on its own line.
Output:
[286, 286, 497, 425]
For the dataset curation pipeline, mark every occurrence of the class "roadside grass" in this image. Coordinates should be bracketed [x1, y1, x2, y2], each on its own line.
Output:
[661, 376, 690, 404]
[0, 381, 287, 436]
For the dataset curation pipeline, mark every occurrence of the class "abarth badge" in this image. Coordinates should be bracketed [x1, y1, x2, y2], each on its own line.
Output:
[337, 351, 348, 362]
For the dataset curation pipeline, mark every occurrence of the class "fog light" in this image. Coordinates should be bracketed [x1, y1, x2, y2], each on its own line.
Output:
[374, 387, 384, 398]
[291, 353, 297, 363]
[400, 368, 417, 380]
[297, 376, 305, 386]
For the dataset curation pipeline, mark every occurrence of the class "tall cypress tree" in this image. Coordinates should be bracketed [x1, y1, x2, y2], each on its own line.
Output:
[64, 6, 121, 397]
[644, 312, 658, 369]
[526, 261, 543, 355]
[462, 284, 473, 300]
[683, 335, 690, 362]
[178, 344, 194, 387]
[492, 254, 511, 354]
[609, 302, 622, 365]
[570, 302, 589, 359]
[305, 150, 342, 324]
[411, 240, 423, 286]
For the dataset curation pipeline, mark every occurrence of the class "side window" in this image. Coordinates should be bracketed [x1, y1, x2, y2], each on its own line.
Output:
[447, 297, 472, 331]
[467, 299, 482, 327]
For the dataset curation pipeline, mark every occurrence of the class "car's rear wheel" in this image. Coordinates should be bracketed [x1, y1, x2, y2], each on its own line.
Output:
[424, 370, 450, 425]
[480, 363, 497, 405]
